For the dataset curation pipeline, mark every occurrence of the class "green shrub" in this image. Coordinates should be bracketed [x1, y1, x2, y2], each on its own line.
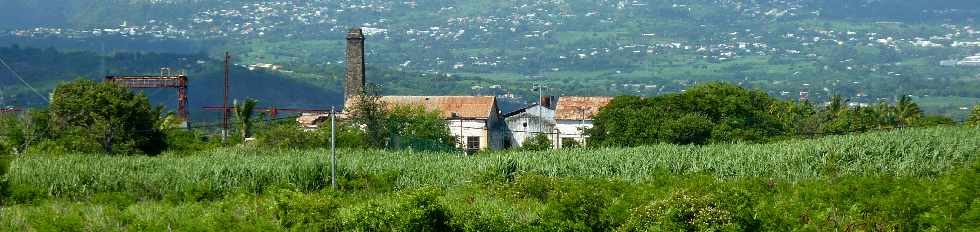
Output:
[273, 189, 341, 231]
[967, 104, 980, 127]
[538, 179, 619, 231]
[509, 174, 555, 201]
[0, 155, 9, 204]
[344, 187, 451, 231]
[163, 129, 216, 154]
[521, 133, 552, 151]
[913, 115, 957, 127]
[257, 123, 329, 149]
[446, 206, 512, 232]
[256, 122, 369, 150]
[618, 188, 758, 232]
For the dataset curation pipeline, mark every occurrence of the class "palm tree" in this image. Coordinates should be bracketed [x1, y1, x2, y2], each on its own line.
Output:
[895, 95, 921, 127]
[234, 98, 258, 142]
[967, 104, 980, 127]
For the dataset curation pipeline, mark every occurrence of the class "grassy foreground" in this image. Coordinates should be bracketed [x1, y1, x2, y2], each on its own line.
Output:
[1, 127, 979, 231]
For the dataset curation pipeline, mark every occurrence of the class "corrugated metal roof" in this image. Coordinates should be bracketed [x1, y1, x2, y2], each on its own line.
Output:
[345, 96, 497, 119]
[554, 96, 614, 120]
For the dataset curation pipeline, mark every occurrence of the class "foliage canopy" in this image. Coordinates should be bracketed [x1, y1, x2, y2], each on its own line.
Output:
[46, 79, 165, 155]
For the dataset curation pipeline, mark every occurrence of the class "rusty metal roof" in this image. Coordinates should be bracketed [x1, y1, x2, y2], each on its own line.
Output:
[554, 96, 614, 120]
[382, 96, 497, 119]
[296, 113, 330, 126]
[345, 96, 498, 119]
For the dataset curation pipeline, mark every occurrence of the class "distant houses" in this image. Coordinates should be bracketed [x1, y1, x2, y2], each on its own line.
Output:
[957, 55, 980, 66]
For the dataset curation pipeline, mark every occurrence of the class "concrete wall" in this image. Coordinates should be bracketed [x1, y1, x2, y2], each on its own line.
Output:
[505, 113, 556, 148]
[446, 119, 490, 151]
[556, 120, 593, 148]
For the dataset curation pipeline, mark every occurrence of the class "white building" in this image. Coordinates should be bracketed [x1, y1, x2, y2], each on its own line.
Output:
[957, 55, 980, 66]
[503, 97, 556, 148]
[375, 96, 505, 153]
[553, 96, 614, 148]
[503, 96, 614, 149]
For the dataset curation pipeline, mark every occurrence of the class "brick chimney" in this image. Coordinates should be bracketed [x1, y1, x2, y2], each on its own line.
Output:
[345, 28, 365, 99]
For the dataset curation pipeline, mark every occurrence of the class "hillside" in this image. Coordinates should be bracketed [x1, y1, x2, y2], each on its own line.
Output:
[0, 46, 520, 120]
[2, 0, 979, 116]
[0, 46, 343, 115]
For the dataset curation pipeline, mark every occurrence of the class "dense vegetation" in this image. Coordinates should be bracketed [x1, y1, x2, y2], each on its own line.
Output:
[1, 127, 978, 230]
[590, 82, 958, 146]
[0, 65, 978, 231]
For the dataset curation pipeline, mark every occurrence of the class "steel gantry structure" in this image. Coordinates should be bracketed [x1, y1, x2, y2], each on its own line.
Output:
[105, 69, 189, 121]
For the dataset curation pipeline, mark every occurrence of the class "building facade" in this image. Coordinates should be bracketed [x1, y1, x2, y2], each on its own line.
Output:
[378, 96, 505, 153]
[502, 96, 614, 149]
[503, 98, 556, 148]
[554, 96, 613, 148]
[328, 28, 615, 152]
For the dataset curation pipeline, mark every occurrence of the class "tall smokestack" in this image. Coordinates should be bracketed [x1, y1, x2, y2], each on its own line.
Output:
[345, 28, 366, 99]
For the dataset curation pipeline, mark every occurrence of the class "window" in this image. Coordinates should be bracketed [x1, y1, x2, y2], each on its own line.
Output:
[466, 136, 480, 153]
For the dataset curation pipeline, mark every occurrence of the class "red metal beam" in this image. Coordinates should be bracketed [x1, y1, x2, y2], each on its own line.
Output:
[0, 108, 22, 113]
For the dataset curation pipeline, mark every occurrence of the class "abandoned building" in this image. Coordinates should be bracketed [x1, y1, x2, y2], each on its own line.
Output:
[301, 28, 613, 152]
[553, 96, 614, 147]
[503, 96, 613, 148]
[378, 96, 505, 152]
[503, 96, 556, 148]
[337, 28, 506, 153]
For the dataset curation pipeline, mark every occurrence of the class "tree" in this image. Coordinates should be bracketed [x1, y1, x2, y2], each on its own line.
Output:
[386, 106, 456, 151]
[828, 95, 847, 116]
[47, 79, 165, 155]
[522, 133, 553, 151]
[589, 82, 787, 146]
[913, 115, 956, 128]
[0, 115, 25, 155]
[234, 98, 258, 142]
[895, 95, 921, 127]
[350, 84, 389, 149]
[966, 104, 980, 127]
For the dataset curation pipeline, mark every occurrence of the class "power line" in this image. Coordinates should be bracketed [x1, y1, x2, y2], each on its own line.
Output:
[0, 55, 49, 103]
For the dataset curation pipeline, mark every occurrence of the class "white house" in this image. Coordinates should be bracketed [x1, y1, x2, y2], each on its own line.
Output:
[503, 96, 614, 149]
[375, 96, 505, 153]
[503, 97, 556, 148]
[553, 96, 614, 148]
[957, 55, 980, 66]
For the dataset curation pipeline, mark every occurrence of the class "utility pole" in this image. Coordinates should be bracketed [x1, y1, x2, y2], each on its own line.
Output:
[222, 52, 230, 142]
[581, 107, 587, 147]
[331, 106, 337, 189]
[532, 83, 546, 137]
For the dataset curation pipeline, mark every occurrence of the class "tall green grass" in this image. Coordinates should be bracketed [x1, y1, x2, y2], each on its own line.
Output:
[2, 161, 979, 231]
[6, 127, 979, 200]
